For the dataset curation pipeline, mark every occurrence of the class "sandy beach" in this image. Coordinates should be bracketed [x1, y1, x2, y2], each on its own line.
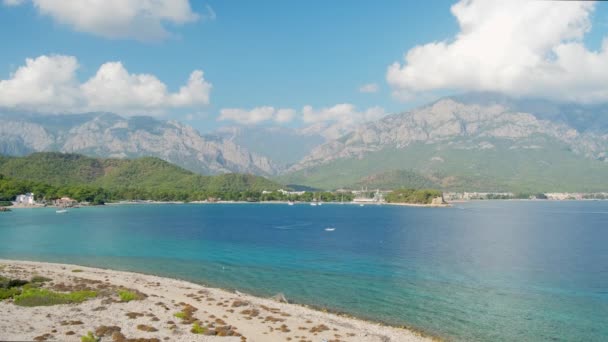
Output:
[0, 260, 434, 342]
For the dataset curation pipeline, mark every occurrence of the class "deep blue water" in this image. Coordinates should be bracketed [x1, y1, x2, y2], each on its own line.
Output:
[0, 201, 607, 341]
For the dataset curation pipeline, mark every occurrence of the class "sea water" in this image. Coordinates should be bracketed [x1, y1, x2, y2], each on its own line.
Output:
[1, 201, 607, 341]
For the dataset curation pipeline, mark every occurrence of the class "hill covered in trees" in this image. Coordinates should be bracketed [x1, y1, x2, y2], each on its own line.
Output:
[0, 153, 282, 203]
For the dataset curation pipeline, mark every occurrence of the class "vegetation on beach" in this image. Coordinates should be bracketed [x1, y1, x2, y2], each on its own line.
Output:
[118, 289, 141, 302]
[191, 322, 207, 334]
[385, 189, 443, 204]
[80, 331, 100, 342]
[13, 288, 97, 306]
[30, 275, 52, 283]
[0, 287, 21, 300]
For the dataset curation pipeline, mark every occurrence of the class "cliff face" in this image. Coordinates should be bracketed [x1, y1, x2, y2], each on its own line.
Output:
[0, 113, 279, 176]
[289, 98, 607, 172]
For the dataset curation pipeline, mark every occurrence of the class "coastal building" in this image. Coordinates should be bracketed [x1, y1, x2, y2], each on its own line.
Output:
[277, 189, 306, 196]
[53, 197, 78, 207]
[352, 189, 386, 204]
[15, 193, 36, 205]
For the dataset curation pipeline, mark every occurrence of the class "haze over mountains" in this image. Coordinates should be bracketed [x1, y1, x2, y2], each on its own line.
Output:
[2, 93, 607, 192]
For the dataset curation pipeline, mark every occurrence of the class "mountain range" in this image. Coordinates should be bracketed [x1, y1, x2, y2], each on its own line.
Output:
[0, 112, 279, 176]
[1, 93, 607, 192]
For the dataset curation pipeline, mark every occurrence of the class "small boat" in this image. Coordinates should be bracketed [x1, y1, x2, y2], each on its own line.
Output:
[359, 204, 365, 207]
[56, 209, 68, 214]
[325, 227, 336, 232]
[310, 202, 318, 206]
[318, 202, 323, 206]
[287, 201, 294, 206]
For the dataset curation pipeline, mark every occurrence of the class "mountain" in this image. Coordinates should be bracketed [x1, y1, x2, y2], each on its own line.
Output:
[211, 126, 324, 167]
[280, 94, 608, 192]
[0, 112, 279, 176]
[0, 152, 281, 193]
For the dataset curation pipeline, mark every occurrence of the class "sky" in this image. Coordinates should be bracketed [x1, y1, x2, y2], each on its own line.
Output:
[1, 0, 608, 133]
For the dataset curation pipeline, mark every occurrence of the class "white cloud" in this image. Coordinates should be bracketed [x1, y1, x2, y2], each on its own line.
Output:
[4, 0, 201, 41]
[0, 55, 82, 111]
[218, 104, 385, 128]
[359, 83, 379, 93]
[302, 104, 385, 125]
[218, 106, 295, 125]
[0, 54, 211, 115]
[387, 0, 608, 103]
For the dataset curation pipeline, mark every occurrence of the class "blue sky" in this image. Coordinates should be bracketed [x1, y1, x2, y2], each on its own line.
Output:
[1, 1, 608, 133]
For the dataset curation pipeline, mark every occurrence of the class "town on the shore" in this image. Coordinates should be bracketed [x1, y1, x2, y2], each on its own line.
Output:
[3, 189, 608, 210]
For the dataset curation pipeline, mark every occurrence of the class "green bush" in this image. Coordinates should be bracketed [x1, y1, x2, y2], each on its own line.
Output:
[191, 322, 206, 334]
[13, 288, 97, 307]
[0, 287, 21, 300]
[81, 331, 99, 342]
[118, 290, 139, 302]
[31, 275, 52, 283]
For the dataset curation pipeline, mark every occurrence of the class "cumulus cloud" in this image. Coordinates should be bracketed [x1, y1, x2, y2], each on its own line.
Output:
[218, 106, 295, 125]
[359, 83, 379, 93]
[387, 0, 608, 103]
[301, 104, 385, 125]
[3, 0, 202, 41]
[218, 104, 385, 127]
[0, 55, 81, 111]
[0, 54, 211, 115]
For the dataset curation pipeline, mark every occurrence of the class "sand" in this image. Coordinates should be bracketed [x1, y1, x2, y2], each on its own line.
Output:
[0, 259, 434, 342]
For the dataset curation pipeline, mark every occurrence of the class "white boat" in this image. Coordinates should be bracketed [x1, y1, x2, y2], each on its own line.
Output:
[310, 202, 318, 206]
[325, 227, 336, 232]
[56, 209, 68, 214]
[287, 201, 294, 206]
[359, 204, 365, 207]
[318, 202, 323, 206]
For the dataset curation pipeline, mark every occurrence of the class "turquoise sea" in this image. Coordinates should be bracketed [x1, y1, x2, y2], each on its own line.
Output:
[0, 201, 607, 341]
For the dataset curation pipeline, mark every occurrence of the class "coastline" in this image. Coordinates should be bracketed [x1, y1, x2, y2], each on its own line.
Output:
[0, 259, 435, 342]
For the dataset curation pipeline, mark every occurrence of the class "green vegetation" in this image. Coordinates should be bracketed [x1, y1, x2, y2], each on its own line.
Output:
[0, 287, 21, 300]
[0, 152, 283, 203]
[385, 189, 443, 204]
[80, 331, 100, 342]
[118, 290, 140, 302]
[354, 170, 439, 190]
[13, 288, 97, 306]
[174, 311, 186, 319]
[0, 153, 357, 203]
[30, 275, 52, 283]
[278, 139, 608, 192]
[71, 269, 83, 273]
[191, 322, 207, 334]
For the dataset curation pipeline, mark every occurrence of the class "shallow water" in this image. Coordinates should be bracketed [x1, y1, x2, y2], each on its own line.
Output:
[1, 201, 607, 341]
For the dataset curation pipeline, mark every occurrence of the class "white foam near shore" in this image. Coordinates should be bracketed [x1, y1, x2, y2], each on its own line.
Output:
[0, 259, 434, 342]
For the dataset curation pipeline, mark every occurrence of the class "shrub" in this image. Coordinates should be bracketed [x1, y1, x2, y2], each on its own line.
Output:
[13, 288, 97, 307]
[191, 322, 206, 334]
[22, 282, 42, 290]
[118, 290, 139, 302]
[0, 287, 21, 300]
[31, 275, 52, 283]
[80, 331, 99, 342]
[173, 312, 186, 319]
[72, 269, 83, 273]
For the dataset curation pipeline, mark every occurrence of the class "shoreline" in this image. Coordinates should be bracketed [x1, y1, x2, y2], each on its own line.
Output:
[0, 259, 436, 342]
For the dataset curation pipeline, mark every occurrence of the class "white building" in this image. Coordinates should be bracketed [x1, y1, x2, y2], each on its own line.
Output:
[15, 193, 35, 205]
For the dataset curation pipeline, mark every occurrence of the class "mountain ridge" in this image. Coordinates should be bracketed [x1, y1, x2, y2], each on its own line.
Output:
[0, 112, 280, 176]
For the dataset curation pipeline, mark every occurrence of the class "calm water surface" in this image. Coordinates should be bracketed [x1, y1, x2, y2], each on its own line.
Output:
[0, 201, 607, 341]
